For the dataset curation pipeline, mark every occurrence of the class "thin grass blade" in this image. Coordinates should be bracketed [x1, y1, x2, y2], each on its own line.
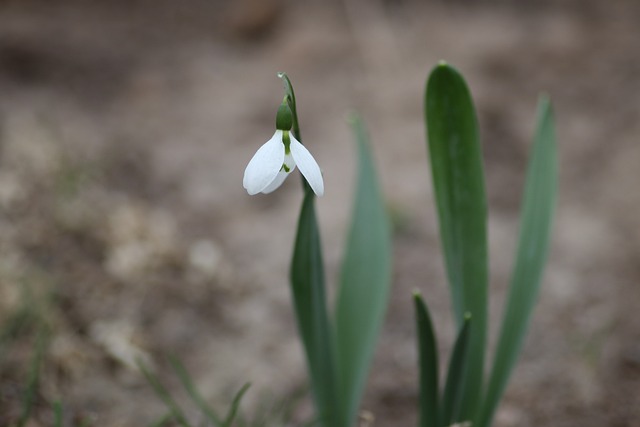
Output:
[138, 360, 192, 427]
[148, 412, 174, 427]
[53, 401, 63, 427]
[478, 96, 558, 427]
[413, 292, 440, 427]
[290, 190, 339, 426]
[425, 62, 488, 419]
[441, 314, 472, 426]
[334, 115, 392, 427]
[221, 383, 251, 427]
[17, 328, 47, 427]
[169, 355, 223, 426]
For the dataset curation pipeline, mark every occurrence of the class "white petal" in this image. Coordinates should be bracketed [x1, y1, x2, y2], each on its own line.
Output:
[243, 130, 285, 195]
[261, 171, 288, 194]
[289, 135, 324, 196]
[261, 152, 296, 194]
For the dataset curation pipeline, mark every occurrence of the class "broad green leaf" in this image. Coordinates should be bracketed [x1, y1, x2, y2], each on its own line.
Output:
[334, 115, 392, 427]
[413, 293, 440, 427]
[441, 314, 472, 427]
[425, 62, 488, 419]
[478, 96, 557, 427]
[290, 189, 339, 426]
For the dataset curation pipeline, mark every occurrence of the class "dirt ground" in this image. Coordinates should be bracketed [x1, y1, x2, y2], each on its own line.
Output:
[1, 0, 639, 425]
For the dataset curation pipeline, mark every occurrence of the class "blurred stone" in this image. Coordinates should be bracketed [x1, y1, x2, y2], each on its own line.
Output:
[90, 320, 152, 372]
[188, 239, 220, 278]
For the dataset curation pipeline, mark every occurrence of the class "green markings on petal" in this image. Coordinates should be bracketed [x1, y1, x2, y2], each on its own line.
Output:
[283, 131, 292, 154]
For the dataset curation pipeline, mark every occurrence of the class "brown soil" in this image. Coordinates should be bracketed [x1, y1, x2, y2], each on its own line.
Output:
[1, 0, 639, 426]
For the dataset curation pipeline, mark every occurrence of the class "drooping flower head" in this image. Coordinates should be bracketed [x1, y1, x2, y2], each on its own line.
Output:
[243, 101, 324, 196]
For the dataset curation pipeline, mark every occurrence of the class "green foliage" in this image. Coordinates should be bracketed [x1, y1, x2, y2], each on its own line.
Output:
[414, 293, 439, 427]
[15, 329, 48, 427]
[334, 115, 392, 427]
[139, 361, 191, 427]
[286, 75, 391, 427]
[441, 314, 472, 426]
[419, 63, 557, 427]
[478, 96, 557, 427]
[169, 356, 223, 425]
[290, 189, 339, 426]
[425, 62, 488, 420]
[277, 72, 338, 426]
[53, 401, 63, 427]
[140, 357, 250, 427]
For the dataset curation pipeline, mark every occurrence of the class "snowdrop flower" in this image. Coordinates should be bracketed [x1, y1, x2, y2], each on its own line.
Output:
[243, 103, 324, 196]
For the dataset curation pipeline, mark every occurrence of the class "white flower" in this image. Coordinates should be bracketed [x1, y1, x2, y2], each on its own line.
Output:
[243, 130, 324, 196]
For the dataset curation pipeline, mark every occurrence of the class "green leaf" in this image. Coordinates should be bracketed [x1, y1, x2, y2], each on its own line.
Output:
[290, 190, 339, 426]
[222, 383, 251, 427]
[478, 96, 558, 427]
[334, 114, 392, 427]
[441, 314, 472, 427]
[148, 412, 174, 427]
[17, 328, 47, 427]
[425, 62, 488, 419]
[138, 360, 192, 427]
[413, 293, 440, 427]
[169, 355, 223, 426]
[53, 401, 63, 427]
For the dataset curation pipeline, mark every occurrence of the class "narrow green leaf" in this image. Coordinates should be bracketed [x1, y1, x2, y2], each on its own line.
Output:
[148, 412, 174, 427]
[478, 96, 558, 427]
[413, 292, 439, 427]
[222, 383, 251, 427]
[290, 190, 339, 426]
[441, 314, 472, 427]
[53, 400, 63, 427]
[334, 114, 392, 427]
[138, 360, 192, 427]
[17, 328, 47, 427]
[169, 355, 223, 426]
[425, 62, 488, 419]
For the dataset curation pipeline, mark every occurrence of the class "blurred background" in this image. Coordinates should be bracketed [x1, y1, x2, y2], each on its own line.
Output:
[0, 0, 639, 425]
